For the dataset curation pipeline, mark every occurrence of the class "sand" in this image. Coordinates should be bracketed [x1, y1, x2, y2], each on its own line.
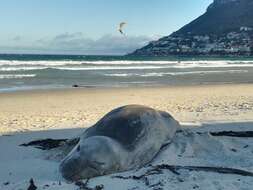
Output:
[1, 84, 253, 135]
[1, 84, 253, 190]
[1, 121, 253, 190]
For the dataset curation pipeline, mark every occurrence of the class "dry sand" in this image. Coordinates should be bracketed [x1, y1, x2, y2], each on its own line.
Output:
[1, 84, 253, 190]
[1, 84, 253, 135]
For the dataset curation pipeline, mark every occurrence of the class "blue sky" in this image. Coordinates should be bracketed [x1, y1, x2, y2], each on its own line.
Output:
[0, 0, 212, 55]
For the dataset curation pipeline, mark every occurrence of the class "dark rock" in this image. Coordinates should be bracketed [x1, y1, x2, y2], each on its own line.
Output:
[114, 164, 253, 181]
[177, 178, 184, 182]
[3, 181, 10, 186]
[20, 138, 68, 150]
[75, 179, 104, 190]
[210, 131, 253, 137]
[43, 184, 50, 189]
[149, 181, 163, 188]
[27, 178, 37, 190]
[94, 185, 104, 190]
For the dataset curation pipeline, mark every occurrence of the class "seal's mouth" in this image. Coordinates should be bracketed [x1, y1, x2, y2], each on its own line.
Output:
[60, 160, 103, 181]
[85, 160, 104, 176]
[59, 158, 83, 181]
[60, 167, 83, 181]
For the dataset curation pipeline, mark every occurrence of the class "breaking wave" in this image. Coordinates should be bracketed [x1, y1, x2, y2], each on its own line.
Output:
[104, 70, 249, 77]
[1, 60, 253, 72]
[0, 57, 253, 91]
[0, 74, 36, 79]
[0, 59, 253, 68]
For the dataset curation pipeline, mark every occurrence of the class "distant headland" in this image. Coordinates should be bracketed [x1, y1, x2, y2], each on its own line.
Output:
[129, 0, 253, 56]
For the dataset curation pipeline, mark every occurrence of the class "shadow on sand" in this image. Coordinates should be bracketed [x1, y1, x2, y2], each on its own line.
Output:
[1, 121, 253, 190]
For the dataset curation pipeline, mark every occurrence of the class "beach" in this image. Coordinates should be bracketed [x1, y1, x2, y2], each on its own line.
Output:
[1, 0, 253, 188]
[1, 83, 253, 135]
[1, 84, 253, 190]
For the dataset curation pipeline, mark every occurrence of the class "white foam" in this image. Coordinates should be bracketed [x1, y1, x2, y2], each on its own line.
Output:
[0, 65, 173, 71]
[0, 67, 47, 71]
[0, 74, 36, 79]
[57, 65, 170, 70]
[170, 70, 249, 75]
[0, 59, 253, 72]
[0, 59, 253, 67]
[104, 70, 249, 77]
[0, 60, 82, 66]
[105, 73, 130, 77]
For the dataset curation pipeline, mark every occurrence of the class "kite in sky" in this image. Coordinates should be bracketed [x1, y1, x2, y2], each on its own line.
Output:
[119, 22, 127, 35]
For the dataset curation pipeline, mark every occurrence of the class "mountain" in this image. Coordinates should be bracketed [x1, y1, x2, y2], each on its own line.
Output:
[130, 0, 253, 56]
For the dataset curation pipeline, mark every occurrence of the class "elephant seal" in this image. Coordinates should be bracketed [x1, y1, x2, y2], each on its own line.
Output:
[59, 105, 180, 181]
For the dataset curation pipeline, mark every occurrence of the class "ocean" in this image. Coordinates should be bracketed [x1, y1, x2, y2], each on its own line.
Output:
[0, 54, 253, 92]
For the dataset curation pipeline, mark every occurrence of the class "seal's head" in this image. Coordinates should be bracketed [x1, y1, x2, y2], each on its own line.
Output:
[59, 136, 124, 181]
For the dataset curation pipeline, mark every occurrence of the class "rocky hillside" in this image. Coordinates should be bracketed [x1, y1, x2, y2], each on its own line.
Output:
[130, 0, 253, 56]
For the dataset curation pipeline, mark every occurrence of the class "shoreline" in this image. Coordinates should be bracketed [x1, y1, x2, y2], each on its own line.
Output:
[1, 83, 253, 135]
[1, 81, 253, 94]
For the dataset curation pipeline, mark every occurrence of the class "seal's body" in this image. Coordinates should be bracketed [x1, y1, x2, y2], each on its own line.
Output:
[60, 105, 180, 181]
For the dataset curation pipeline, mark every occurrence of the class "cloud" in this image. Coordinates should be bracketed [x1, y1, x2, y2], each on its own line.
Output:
[1, 33, 157, 55]
[91, 35, 153, 54]
[12, 36, 22, 41]
[44, 33, 155, 55]
[48, 33, 94, 51]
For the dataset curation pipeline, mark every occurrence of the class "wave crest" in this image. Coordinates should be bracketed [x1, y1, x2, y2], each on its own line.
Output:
[0, 74, 36, 79]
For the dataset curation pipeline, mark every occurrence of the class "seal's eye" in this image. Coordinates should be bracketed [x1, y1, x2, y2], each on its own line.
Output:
[77, 145, 80, 152]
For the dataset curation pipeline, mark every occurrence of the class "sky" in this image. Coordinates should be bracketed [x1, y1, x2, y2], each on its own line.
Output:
[0, 0, 213, 55]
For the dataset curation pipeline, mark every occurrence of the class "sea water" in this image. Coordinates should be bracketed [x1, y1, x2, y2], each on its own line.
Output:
[0, 54, 253, 92]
